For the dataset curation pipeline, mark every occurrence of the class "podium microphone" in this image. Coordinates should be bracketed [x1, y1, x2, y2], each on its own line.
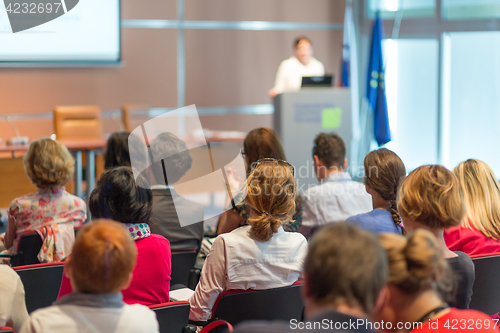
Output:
[5, 116, 29, 146]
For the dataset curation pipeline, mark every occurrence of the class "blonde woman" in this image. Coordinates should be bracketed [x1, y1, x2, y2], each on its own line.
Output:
[444, 159, 500, 257]
[189, 158, 308, 322]
[374, 230, 496, 333]
[397, 165, 474, 309]
[1, 138, 86, 262]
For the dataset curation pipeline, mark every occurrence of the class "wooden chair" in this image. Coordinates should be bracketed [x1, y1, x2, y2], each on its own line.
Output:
[53, 106, 103, 141]
[53, 105, 104, 198]
[121, 104, 149, 132]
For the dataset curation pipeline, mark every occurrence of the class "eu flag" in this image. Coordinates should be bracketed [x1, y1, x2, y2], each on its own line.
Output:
[366, 14, 391, 146]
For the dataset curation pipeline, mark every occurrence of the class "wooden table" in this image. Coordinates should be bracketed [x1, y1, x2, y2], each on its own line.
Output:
[0, 132, 245, 204]
[0, 143, 30, 158]
[0, 139, 106, 200]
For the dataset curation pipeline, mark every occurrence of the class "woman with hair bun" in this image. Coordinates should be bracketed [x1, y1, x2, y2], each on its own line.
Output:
[189, 159, 308, 322]
[346, 148, 406, 234]
[374, 230, 496, 333]
[397, 165, 474, 309]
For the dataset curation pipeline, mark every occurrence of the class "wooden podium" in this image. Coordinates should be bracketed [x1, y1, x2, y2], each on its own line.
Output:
[273, 88, 354, 189]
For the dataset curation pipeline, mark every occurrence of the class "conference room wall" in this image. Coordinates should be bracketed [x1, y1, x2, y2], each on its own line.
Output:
[0, 28, 177, 142]
[0, 0, 343, 142]
[184, 0, 343, 23]
[124, 114, 271, 139]
[122, 0, 175, 20]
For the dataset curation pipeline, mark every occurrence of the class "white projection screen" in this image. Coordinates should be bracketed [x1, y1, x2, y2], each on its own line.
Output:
[0, 0, 120, 64]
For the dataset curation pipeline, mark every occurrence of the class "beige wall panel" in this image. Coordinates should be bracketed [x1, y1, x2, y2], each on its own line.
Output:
[0, 29, 177, 115]
[185, 0, 344, 23]
[122, 0, 177, 20]
[0, 29, 177, 141]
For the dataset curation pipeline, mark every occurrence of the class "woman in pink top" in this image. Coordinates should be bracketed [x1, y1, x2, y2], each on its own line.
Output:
[58, 167, 171, 305]
[444, 159, 500, 257]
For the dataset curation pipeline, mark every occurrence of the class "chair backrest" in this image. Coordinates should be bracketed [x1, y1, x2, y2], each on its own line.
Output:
[121, 104, 149, 132]
[10, 230, 43, 267]
[211, 281, 304, 326]
[54, 106, 103, 140]
[171, 251, 197, 286]
[470, 254, 500, 314]
[149, 301, 190, 333]
[13, 262, 65, 313]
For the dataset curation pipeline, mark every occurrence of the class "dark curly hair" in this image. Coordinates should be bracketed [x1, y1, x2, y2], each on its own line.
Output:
[312, 133, 346, 168]
[89, 167, 152, 225]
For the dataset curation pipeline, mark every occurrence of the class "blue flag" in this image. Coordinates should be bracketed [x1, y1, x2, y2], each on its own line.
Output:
[366, 14, 391, 146]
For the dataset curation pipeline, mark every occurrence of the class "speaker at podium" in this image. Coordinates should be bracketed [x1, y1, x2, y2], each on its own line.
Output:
[273, 88, 355, 191]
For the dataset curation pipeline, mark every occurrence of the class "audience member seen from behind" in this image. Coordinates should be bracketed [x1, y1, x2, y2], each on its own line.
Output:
[444, 159, 500, 257]
[20, 220, 159, 333]
[217, 127, 303, 234]
[346, 148, 406, 234]
[299, 133, 372, 239]
[398, 165, 474, 309]
[234, 222, 388, 333]
[0, 138, 86, 262]
[189, 159, 308, 322]
[57, 167, 171, 305]
[104, 131, 131, 170]
[148, 132, 204, 251]
[375, 230, 497, 333]
[0, 265, 29, 332]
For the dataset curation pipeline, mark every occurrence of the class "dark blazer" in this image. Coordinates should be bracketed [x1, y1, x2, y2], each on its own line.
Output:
[150, 188, 205, 251]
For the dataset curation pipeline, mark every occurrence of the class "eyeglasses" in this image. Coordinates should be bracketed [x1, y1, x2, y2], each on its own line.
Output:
[255, 158, 295, 176]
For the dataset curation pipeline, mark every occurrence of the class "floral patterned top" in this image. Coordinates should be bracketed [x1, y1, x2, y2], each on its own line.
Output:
[8, 187, 87, 262]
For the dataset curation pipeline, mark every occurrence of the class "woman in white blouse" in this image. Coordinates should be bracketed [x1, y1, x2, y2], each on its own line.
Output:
[189, 159, 308, 322]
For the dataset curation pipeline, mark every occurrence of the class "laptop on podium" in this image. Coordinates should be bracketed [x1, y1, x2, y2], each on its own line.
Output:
[301, 75, 334, 88]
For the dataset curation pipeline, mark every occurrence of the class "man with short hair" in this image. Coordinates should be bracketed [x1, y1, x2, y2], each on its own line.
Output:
[148, 132, 205, 251]
[234, 222, 388, 333]
[298, 133, 372, 239]
[269, 37, 325, 97]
